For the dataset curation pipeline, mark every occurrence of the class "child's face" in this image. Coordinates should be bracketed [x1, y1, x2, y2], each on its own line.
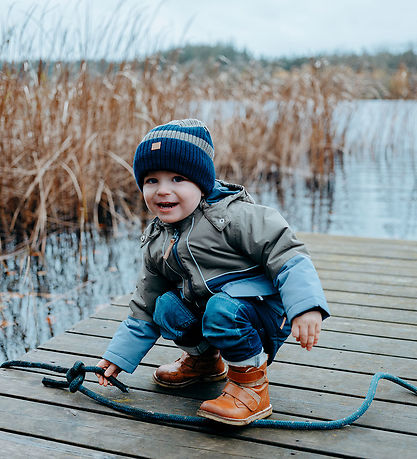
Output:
[143, 170, 203, 224]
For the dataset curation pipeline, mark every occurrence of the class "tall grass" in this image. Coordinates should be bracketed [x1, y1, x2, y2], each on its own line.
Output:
[0, 5, 364, 257]
[0, 57, 360, 256]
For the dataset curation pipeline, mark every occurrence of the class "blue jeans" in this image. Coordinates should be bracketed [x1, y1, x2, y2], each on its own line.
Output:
[153, 290, 291, 364]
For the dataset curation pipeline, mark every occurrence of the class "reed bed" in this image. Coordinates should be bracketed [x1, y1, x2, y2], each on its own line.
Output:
[0, 56, 361, 256]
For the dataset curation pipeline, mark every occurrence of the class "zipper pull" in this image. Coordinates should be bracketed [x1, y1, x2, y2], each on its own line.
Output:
[163, 238, 176, 260]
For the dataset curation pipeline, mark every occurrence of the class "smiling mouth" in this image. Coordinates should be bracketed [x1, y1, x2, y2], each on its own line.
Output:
[157, 202, 178, 209]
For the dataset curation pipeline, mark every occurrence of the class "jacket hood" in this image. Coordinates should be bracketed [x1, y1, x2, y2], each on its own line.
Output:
[200, 180, 255, 231]
[205, 180, 242, 203]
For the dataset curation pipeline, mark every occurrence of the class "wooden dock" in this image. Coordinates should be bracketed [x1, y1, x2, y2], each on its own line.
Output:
[1, 233, 416, 458]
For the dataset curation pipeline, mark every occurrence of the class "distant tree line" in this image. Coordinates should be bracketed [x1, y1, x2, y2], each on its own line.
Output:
[160, 42, 417, 72]
[3, 42, 416, 74]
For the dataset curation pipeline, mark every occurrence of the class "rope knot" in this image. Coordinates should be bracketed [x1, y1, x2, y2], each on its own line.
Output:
[66, 361, 85, 393]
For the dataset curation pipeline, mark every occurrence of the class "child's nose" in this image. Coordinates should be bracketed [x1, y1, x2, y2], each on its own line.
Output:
[156, 183, 171, 195]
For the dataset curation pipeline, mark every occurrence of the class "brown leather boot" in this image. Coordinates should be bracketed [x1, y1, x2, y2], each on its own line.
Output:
[153, 349, 227, 388]
[196, 361, 272, 425]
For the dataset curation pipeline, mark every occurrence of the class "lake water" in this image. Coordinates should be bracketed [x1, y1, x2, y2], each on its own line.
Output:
[1, 100, 416, 361]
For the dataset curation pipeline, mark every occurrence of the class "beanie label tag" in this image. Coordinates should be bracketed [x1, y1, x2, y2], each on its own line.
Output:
[151, 141, 161, 150]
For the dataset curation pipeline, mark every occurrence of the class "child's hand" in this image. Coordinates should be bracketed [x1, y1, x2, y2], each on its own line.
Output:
[96, 359, 121, 386]
[291, 310, 322, 351]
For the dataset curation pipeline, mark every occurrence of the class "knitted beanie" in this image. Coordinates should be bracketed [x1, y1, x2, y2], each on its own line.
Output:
[133, 119, 216, 195]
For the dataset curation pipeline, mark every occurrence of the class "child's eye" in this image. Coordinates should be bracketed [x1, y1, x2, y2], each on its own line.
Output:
[173, 176, 186, 183]
[144, 177, 157, 184]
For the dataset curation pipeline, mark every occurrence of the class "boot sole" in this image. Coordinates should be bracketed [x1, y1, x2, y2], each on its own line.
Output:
[196, 404, 273, 426]
[152, 369, 228, 389]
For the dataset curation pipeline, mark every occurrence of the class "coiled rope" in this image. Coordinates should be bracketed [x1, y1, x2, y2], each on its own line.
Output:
[1, 360, 416, 430]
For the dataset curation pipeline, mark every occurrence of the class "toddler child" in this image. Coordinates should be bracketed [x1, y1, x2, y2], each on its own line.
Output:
[96, 118, 330, 425]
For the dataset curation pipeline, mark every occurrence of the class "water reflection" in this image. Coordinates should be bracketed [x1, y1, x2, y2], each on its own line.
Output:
[1, 229, 142, 361]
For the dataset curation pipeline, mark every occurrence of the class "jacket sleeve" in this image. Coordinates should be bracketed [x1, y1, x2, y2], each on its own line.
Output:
[103, 316, 160, 373]
[103, 246, 168, 372]
[228, 202, 329, 322]
[275, 254, 330, 323]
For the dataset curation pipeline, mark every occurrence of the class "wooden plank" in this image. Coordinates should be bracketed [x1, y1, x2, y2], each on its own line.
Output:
[299, 234, 417, 258]
[298, 232, 417, 249]
[325, 290, 416, 309]
[314, 258, 417, 278]
[311, 251, 417, 271]
[316, 268, 417, 287]
[1, 370, 416, 458]
[306, 330, 417, 359]
[327, 303, 417, 325]
[0, 430, 126, 459]
[322, 316, 417, 341]
[4, 361, 417, 436]
[275, 345, 417, 381]
[111, 294, 132, 306]
[308, 243, 417, 261]
[92, 304, 130, 320]
[321, 278, 417, 298]
[67, 317, 417, 359]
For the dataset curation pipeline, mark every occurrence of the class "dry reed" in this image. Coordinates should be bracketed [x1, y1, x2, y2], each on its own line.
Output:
[0, 57, 360, 257]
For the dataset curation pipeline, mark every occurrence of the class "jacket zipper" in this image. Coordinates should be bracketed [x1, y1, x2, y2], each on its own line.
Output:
[163, 234, 177, 260]
[165, 229, 196, 301]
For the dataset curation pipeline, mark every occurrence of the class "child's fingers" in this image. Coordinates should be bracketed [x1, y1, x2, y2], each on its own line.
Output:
[95, 359, 113, 386]
[306, 331, 315, 350]
[298, 327, 309, 348]
[309, 321, 321, 349]
[104, 363, 117, 378]
[96, 370, 105, 385]
[291, 323, 300, 340]
[314, 322, 321, 344]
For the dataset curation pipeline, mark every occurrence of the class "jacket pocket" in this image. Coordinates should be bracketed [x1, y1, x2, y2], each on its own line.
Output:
[221, 274, 285, 316]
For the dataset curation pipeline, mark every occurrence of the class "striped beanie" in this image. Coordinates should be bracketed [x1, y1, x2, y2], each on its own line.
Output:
[133, 119, 215, 195]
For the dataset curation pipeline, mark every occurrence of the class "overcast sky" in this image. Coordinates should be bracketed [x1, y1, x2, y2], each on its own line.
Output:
[2, 0, 416, 60]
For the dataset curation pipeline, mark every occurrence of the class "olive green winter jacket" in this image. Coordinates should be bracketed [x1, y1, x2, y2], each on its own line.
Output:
[128, 180, 316, 324]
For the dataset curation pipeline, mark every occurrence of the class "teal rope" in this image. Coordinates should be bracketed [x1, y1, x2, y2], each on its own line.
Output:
[1, 360, 416, 429]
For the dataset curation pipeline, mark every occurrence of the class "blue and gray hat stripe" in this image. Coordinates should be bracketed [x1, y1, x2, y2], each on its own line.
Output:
[142, 129, 214, 159]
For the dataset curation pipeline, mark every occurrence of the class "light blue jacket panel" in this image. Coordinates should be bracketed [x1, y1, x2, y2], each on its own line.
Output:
[275, 254, 330, 322]
[102, 316, 160, 373]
